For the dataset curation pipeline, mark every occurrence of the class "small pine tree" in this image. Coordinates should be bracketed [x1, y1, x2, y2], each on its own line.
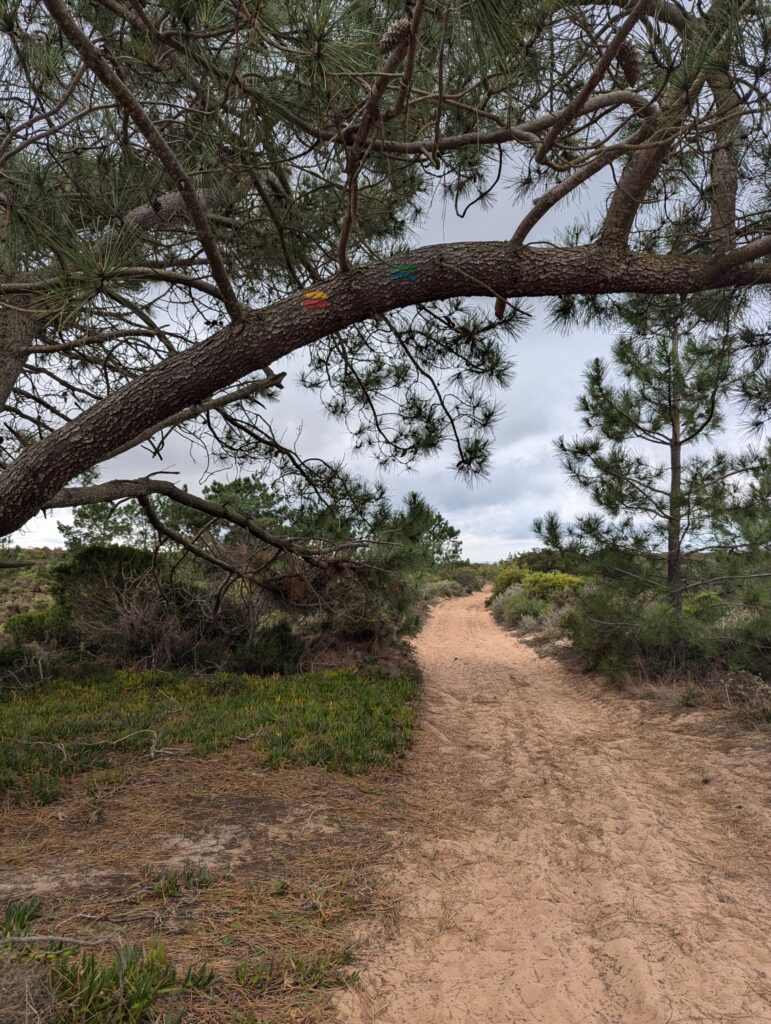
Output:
[536, 293, 770, 609]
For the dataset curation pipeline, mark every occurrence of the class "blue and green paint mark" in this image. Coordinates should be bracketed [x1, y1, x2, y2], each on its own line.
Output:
[303, 264, 417, 312]
[389, 263, 417, 282]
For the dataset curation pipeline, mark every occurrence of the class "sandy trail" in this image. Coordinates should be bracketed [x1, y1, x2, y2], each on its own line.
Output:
[337, 591, 771, 1024]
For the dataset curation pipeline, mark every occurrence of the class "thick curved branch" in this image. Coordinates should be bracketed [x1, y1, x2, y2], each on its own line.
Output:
[1, 237, 769, 537]
[600, 2, 743, 248]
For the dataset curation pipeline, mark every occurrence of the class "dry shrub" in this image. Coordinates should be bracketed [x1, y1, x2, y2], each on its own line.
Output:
[68, 572, 205, 670]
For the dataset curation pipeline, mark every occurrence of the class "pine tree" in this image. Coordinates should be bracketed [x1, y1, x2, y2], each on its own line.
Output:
[536, 293, 770, 609]
[0, 1, 769, 547]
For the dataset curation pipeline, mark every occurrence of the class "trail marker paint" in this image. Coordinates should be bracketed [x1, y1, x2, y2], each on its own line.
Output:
[389, 263, 417, 282]
[303, 289, 329, 310]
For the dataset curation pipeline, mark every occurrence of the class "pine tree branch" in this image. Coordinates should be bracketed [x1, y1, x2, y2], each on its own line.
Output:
[47, 478, 366, 564]
[102, 373, 285, 462]
[41, 0, 243, 321]
[337, 13, 418, 271]
[1, 238, 770, 537]
[534, 0, 648, 167]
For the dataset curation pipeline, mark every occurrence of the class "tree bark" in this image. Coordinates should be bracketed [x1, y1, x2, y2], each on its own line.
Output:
[0, 309, 35, 411]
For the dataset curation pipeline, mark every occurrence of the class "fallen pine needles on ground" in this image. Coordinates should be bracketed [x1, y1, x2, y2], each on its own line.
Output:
[0, 667, 419, 1022]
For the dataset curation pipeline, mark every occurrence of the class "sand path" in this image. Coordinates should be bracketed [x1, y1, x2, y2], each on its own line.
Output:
[337, 591, 771, 1024]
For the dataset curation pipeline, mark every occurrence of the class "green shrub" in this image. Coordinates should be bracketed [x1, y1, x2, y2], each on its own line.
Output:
[420, 579, 464, 604]
[488, 586, 513, 625]
[40, 544, 257, 672]
[723, 672, 771, 720]
[716, 610, 771, 677]
[563, 584, 770, 682]
[741, 580, 769, 608]
[439, 563, 483, 594]
[491, 562, 587, 604]
[0, 645, 27, 675]
[563, 586, 686, 677]
[4, 610, 60, 645]
[50, 545, 154, 618]
[229, 619, 305, 675]
[491, 562, 527, 598]
[501, 590, 547, 628]
[682, 590, 723, 622]
[513, 548, 569, 572]
[520, 571, 586, 603]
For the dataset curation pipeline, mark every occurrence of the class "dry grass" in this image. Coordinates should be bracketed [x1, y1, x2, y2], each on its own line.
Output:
[0, 960, 56, 1023]
[0, 741, 413, 1023]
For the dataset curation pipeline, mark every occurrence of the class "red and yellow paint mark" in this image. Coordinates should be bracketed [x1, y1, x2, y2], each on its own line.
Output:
[303, 289, 330, 310]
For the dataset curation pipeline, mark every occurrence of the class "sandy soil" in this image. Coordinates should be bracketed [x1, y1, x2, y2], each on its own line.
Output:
[0, 750, 405, 1022]
[337, 591, 771, 1024]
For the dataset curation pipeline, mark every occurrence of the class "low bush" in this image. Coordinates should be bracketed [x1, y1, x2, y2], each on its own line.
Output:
[501, 590, 548, 628]
[4, 609, 61, 646]
[490, 562, 528, 599]
[420, 579, 464, 604]
[228, 618, 306, 675]
[562, 584, 770, 684]
[1, 544, 311, 678]
[49, 544, 154, 618]
[722, 672, 771, 719]
[489, 564, 586, 633]
[520, 602, 570, 644]
[491, 561, 586, 603]
[439, 562, 486, 594]
[0, 553, 57, 627]
[682, 590, 724, 622]
[512, 548, 571, 573]
[0, 644, 27, 674]
[520, 571, 586, 603]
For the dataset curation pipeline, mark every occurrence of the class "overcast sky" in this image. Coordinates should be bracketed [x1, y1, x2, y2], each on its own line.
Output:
[12, 180, 640, 561]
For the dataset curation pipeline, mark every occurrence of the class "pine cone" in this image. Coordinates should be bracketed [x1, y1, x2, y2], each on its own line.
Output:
[379, 17, 411, 55]
[617, 39, 641, 87]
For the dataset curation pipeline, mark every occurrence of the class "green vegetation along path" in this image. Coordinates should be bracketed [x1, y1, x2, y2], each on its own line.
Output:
[337, 590, 771, 1024]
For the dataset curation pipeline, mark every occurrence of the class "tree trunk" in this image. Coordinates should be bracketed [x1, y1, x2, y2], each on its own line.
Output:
[667, 330, 683, 611]
[0, 309, 34, 411]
